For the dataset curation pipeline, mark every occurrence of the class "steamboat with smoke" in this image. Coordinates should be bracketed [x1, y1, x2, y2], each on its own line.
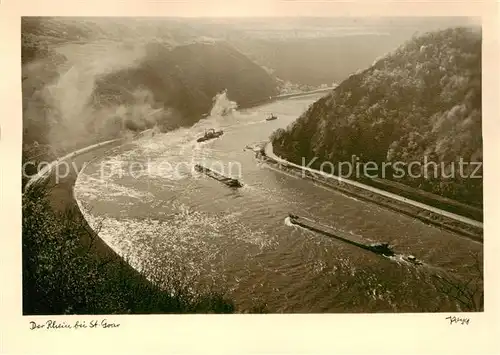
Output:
[196, 128, 224, 143]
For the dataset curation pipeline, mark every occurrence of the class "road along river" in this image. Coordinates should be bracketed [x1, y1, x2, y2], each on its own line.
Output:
[74, 93, 482, 312]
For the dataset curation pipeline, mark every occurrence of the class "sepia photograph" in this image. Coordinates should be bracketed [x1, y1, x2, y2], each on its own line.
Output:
[20, 15, 485, 316]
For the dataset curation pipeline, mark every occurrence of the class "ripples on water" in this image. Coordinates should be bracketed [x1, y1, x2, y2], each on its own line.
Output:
[74, 94, 483, 312]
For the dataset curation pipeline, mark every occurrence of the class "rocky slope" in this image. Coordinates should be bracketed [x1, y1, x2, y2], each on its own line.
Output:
[271, 27, 482, 207]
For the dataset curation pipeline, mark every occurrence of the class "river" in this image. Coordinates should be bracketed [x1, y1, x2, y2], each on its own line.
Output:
[74, 92, 482, 312]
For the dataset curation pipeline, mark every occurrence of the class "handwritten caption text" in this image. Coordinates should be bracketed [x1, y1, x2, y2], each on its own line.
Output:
[29, 319, 120, 330]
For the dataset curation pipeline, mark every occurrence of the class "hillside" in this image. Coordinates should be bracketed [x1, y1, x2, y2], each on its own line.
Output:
[271, 27, 482, 207]
[22, 17, 277, 157]
[92, 41, 277, 131]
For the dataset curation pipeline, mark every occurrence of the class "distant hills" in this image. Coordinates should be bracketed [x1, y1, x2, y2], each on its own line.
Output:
[227, 16, 477, 86]
[271, 27, 482, 206]
[230, 34, 416, 86]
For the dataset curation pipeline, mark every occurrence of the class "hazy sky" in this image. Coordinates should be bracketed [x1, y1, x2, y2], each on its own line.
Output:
[141, 1, 481, 18]
[13, 0, 484, 19]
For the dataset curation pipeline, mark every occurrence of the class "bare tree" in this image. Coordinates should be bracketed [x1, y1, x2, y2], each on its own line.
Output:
[432, 252, 483, 312]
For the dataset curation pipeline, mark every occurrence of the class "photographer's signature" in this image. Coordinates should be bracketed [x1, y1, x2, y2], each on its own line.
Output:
[445, 316, 470, 325]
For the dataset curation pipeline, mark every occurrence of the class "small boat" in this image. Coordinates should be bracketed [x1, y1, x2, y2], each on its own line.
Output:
[266, 113, 278, 121]
[197, 128, 224, 143]
[367, 242, 395, 257]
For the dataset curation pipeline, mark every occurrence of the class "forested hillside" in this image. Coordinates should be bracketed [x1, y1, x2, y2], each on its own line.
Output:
[272, 27, 482, 206]
[231, 34, 412, 86]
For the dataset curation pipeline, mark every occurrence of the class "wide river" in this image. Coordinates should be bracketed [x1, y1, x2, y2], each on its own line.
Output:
[75, 93, 482, 312]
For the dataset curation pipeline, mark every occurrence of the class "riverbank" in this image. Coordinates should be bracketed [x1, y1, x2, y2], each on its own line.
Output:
[258, 142, 483, 242]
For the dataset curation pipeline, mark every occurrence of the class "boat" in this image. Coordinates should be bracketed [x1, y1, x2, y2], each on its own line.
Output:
[367, 242, 395, 257]
[402, 254, 423, 265]
[194, 164, 243, 188]
[287, 213, 395, 257]
[197, 128, 224, 143]
[266, 113, 278, 121]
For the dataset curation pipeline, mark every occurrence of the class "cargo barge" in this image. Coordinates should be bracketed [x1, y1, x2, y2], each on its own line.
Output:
[194, 164, 243, 188]
[288, 213, 395, 257]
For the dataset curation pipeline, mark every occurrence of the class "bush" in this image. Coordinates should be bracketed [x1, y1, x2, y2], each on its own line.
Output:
[22, 183, 235, 314]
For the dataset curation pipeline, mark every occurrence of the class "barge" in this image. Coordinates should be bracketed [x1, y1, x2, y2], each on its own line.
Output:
[287, 213, 395, 257]
[194, 164, 243, 188]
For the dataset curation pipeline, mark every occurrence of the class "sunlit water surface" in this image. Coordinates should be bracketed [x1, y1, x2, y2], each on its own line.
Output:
[75, 93, 482, 312]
